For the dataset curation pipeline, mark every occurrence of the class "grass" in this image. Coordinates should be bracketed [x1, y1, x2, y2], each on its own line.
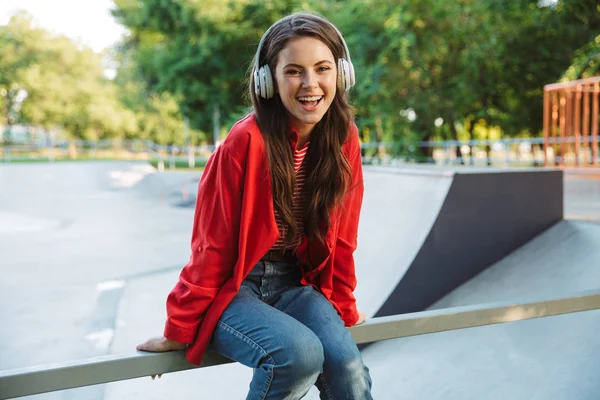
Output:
[1, 156, 132, 163]
[1, 151, 208, 171]
[149, 158, 207, 171]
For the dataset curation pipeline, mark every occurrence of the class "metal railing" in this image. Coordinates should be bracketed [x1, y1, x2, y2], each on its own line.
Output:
[0, 137, 573, 168]
[0, 140, 214, 170]
[2, 289, 600, 399]
[2, 135, 600, 168]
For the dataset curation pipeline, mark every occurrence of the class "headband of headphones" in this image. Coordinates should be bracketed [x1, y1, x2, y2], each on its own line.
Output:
[254, 14, 353, 73]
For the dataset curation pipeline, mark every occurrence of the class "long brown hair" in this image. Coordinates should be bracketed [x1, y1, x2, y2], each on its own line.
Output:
[249, 12, 355, 246]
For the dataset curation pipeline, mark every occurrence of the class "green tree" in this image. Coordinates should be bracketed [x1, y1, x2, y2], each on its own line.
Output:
[110, 0, 598, 155]
[1, 11, 143, 142]
[112, 0, 307, 143]
[331, 0, 598, 161]
[112, 47, 198, 145]
[562, 34, 600, 80]
[0, 12, 47, 138]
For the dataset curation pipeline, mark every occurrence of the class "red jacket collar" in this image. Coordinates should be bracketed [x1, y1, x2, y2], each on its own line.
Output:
[288, 124, 300, 151]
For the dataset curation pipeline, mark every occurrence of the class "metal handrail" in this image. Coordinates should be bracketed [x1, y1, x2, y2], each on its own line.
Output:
[0, 137, 586, 151]
[2, 289, 600, 399]
[4, 136, 600, 167]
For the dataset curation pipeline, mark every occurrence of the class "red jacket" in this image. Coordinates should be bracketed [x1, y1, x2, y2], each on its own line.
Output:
[164, 114, 364, 366]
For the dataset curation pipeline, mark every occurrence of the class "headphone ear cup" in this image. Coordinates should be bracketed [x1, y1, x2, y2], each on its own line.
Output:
[347, 61, 355, 89]
[338, 58, 354, 92]
[255, 65, 274, 99]
[264, 64, 274, 99]
[337, 58, 346, 92]
[259, 67, 268, 99]
[254, 69, 261, 98]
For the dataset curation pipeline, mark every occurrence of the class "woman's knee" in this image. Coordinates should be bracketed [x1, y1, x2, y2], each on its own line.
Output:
[340, 353, 370, 380]
[319, 351, 372, 398]
[326, 345, 370, 381]
[276, 329, 324, 378]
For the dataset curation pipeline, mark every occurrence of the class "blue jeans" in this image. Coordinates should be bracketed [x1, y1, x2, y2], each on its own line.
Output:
[208, 260, 373, 400]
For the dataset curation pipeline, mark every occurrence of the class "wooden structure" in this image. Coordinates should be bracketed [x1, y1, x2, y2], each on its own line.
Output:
[543, 77, 600, 167]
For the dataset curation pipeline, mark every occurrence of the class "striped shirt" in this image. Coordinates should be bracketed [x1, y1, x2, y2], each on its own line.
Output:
[271, 141, 310, 250]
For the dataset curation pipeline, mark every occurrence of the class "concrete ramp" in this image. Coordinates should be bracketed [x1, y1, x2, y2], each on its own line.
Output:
[359, 219, 600, 400]
[127, 164, 565, 322]
[354, 167, 564, 320]
[432, 219, 600, 308]
[354, 169, 454, 316]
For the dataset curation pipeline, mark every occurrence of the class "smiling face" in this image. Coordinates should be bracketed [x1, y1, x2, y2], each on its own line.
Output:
[274, 36, 337, 138]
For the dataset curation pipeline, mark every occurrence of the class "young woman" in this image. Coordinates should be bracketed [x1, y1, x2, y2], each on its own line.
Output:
[137, 12, 373, 399]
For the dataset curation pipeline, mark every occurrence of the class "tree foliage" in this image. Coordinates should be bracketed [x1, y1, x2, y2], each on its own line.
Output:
[1, 1, 597, 150]
[111, 0, 306, 140]
[0, 13, 129, 140]
[0, 11, 194, 144]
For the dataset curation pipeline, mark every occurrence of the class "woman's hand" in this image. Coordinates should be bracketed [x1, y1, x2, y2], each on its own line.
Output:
[354, 311, 366, 326]
[136, 337, 187, 380]
[137, 337, 186, 352]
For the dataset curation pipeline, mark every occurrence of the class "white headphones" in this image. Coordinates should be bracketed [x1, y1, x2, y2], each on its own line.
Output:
[253, 15, 356, 100]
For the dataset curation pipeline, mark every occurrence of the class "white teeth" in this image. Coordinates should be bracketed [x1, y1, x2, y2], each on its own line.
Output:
[298, 96, 323, 102]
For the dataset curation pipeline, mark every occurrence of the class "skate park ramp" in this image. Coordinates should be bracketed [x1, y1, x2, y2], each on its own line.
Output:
[131, 164, 565, 326]
[353, 166, 563, 320]
[133, 165, 564, 320]
[353, 167, 600, 399]
[360, 218, 600, 399]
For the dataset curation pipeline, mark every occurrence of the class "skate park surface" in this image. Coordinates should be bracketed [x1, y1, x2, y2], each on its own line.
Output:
[1, 161, 599, 399]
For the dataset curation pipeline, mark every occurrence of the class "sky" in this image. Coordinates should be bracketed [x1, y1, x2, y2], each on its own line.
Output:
[0, 0, 126, 53]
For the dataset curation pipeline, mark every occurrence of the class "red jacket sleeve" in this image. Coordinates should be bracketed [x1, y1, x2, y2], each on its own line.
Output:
[331, 124, 364, 326]
[164, 144, 243, 343]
